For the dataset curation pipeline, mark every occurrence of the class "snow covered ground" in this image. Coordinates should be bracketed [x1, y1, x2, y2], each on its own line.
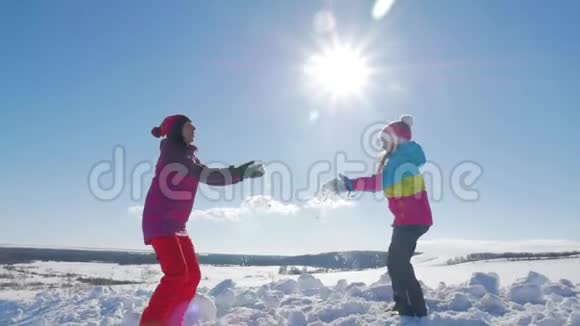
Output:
[1, 241, 580, 325]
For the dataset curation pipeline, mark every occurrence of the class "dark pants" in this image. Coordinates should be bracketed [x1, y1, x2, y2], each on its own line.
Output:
[387, 225, 430, 316]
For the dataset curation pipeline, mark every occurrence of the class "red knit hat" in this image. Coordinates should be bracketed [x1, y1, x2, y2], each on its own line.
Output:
[151, 115, 191, 138]
[380, 115, 414, 143]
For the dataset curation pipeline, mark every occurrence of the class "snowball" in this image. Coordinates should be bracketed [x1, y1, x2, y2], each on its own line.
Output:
[189, 293, 217, 323]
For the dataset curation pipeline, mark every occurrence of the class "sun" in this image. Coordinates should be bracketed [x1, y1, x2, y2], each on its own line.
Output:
[305, 43, 371, 99]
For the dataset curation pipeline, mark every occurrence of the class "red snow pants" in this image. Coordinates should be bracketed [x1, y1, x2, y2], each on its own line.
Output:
[140, 235, 201, 326]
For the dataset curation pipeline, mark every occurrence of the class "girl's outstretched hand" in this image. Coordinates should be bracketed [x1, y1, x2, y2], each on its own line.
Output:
[321, 174, 353, 195]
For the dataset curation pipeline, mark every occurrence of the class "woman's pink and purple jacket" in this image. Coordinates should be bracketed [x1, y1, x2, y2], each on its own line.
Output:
[142, 139, 242, 244]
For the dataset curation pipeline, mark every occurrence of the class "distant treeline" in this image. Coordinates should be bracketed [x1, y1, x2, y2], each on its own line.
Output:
[0, 247, 397, 270]
[446, 251, 580, 265]
[0, 247, 156, 265]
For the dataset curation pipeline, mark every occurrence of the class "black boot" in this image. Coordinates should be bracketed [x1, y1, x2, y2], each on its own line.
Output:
[397, 305, 417, 317]
[407, 280, 428, 317]
[389, 295, 415, 316]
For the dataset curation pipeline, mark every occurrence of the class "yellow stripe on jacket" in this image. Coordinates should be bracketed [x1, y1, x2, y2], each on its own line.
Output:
[384, 175, 425, 198]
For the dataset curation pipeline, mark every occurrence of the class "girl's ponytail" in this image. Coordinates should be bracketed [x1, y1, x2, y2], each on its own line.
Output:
[376, 150, 389, 174]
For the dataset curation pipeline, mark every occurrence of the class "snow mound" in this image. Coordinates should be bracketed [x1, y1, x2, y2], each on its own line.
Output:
[509, 283, 544, 305]
[476, 293, 506, 315]
[208, 279, 235, 298]
[1, 270, 579, 325]
[469, 272, 500, 295]
[272, 279, 298, 294]
[298, 274, 324, 292]
[447, 293, 472, 311]
[543, 280, 578, 297]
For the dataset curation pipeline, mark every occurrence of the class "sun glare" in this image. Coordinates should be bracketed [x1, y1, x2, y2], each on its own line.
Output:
[305, 43, 371, 99]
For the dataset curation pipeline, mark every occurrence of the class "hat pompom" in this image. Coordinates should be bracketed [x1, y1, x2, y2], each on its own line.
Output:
[151, 126, 162, 138]
[400, 115, 414, 127]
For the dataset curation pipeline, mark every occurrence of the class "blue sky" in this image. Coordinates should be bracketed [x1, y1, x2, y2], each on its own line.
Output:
[1, 0, 578, 254]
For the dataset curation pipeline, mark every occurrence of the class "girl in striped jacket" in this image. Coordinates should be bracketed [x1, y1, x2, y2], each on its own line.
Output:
[332, 115, 432, 317]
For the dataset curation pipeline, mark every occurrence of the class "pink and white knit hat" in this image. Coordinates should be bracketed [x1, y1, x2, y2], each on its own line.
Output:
[379, 115, 414, 144]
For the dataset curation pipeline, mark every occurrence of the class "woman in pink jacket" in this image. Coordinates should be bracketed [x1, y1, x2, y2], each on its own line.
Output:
[140, 114, 263, 326]
[330, 115, 432, 317]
